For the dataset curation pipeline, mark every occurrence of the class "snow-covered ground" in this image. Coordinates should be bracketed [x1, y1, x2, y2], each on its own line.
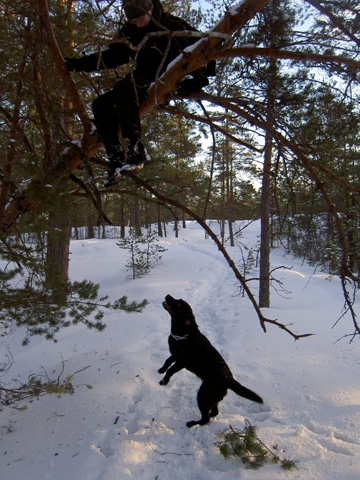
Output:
[1, 220, 359, 479]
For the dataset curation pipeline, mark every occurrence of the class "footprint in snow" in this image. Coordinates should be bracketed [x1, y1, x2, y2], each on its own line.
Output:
[96, 428, 121, 457]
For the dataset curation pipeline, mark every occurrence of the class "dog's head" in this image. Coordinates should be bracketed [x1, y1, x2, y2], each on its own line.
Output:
[163, 294, 197, 332]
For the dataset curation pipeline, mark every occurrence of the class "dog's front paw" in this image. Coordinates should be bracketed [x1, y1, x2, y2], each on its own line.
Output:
[158, 367, 166, 374]
[159, 378, 169, 386]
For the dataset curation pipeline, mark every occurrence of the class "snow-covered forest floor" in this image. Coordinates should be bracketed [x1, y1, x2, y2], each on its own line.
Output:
[1, 220, 359, 479]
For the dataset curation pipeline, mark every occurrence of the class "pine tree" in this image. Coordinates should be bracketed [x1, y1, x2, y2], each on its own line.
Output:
[2, 0, 360, 340]
[117, 227, 167, 279]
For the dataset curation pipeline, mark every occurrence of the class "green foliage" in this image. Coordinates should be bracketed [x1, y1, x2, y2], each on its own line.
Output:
[0, 236, 148, 344]
[215, 421, 299, 471]
[0, 354, 89, 409]
[117, 227, 167, 280]
[0, 375, 75, 409]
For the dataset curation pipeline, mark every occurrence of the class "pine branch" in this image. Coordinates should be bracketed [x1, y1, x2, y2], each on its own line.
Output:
[215, 421, 299, 471]
[305, 0, 360, 48]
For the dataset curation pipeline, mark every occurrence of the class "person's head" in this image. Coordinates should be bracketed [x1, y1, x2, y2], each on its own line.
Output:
[122, 0, 153, 27]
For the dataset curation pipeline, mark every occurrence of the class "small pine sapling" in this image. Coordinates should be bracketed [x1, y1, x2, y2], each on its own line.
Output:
[117, 227, 167, 279]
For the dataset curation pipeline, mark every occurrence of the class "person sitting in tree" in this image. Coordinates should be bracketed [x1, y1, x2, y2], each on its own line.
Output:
[65, 0, 215, 186]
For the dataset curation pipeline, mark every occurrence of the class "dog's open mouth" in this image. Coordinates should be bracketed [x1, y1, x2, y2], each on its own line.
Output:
[163, 295, 173, 315]
[163, 295, 177, 314]
[162, 301, 171, 313]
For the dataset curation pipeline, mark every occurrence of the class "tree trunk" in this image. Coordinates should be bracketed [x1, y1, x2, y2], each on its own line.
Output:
[45, 213, 71, 301]
[133, 196, 141, 236]
[259, 56, 276, 308]
[157, 204, 163, 237]
[259, 136, 272, 307]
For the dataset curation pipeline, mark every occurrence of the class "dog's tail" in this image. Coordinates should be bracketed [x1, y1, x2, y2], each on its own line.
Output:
[229, 379, 263, 404]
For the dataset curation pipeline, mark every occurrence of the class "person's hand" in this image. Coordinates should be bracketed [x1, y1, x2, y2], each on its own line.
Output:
[64, 57, 82, 72]
[177, 76, 209, 97]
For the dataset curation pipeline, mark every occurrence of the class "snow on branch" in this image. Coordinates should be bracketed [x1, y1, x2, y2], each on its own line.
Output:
[140, 0, 273, 115]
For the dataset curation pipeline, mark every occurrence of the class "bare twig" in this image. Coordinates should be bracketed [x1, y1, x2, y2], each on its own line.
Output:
[148, 438, 194, 457]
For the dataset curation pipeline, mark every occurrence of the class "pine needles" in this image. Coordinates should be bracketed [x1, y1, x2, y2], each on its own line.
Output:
[215, 420, 299, 471]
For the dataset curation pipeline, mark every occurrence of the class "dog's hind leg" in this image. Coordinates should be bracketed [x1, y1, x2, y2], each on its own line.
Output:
[210, 405, 219, 418]
[186, 381, 227, 428]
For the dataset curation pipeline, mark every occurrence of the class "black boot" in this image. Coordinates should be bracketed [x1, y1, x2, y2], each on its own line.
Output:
[104, 145, 126, 187]
[120, 141, 151, 173]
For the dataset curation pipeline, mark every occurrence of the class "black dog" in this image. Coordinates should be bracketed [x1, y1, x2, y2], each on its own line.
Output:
[158, 294, 263, 427]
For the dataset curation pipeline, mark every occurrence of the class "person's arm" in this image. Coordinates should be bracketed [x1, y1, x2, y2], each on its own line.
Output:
[64, 54, 100, 72]
[65, 27, 133, 72]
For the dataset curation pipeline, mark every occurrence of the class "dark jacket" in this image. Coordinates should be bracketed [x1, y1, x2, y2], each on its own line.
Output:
[68, 0, 215, 82]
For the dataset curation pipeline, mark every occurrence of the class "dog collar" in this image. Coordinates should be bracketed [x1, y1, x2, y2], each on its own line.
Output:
[170, 333, 188, 341]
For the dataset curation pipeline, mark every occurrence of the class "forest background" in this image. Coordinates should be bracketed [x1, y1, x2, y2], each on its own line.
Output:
[1, 0, 360, 386]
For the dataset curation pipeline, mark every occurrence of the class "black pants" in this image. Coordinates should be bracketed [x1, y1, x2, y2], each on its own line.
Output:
[92, 73, 149, 157]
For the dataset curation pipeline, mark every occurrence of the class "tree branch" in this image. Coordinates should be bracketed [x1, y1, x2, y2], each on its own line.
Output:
[305, 0, 360, 48]
[124, 172, 313, 340]
[37, 0, 92, 134]
[219, 46, 360, 73]
[200, 92, 359, 285]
